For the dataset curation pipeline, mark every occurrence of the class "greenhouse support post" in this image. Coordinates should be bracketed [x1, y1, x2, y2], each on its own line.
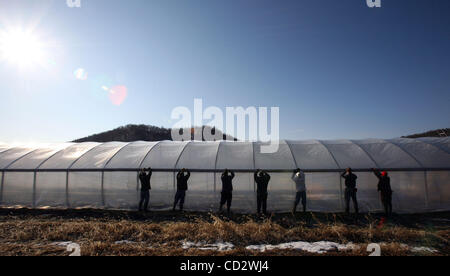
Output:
[0, 171, 4, 204]
[65, 171, 69, 207]
[424, 170, 429, 210]
[32, 171, 37, 207]
[101, 171, 105, 206]
[213, 142, 222, 194]
[339, 174, 344, 211]
[136, 173, 139, 192]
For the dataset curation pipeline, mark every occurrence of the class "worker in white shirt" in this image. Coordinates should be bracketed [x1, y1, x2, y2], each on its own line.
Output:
[292, 168, 307, 213]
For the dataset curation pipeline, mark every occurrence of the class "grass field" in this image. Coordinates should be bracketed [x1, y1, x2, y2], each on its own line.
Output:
[0, 208, 448, 256]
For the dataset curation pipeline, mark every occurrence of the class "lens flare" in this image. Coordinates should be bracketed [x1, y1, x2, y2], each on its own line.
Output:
[74, 68, 88, 80]
[108, 85, 128, 106]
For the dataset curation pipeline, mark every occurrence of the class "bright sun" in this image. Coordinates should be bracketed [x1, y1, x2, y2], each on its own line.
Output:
[0, 28, 47, 69]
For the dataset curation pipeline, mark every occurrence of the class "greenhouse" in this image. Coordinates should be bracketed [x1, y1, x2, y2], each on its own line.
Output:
[0, 138, 449, 213]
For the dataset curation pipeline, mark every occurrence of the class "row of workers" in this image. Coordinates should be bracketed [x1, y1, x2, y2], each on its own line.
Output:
[138, 167, 393, 216]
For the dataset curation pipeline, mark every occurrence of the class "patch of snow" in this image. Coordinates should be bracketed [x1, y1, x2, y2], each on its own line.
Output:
[51, 241, 74, 247]
[182, 241, 235, 251]
[410, 246, 438, 253]
[246, 241, 356, 254]
[114, 240, 137, 245]
[397, 243, 438, 254]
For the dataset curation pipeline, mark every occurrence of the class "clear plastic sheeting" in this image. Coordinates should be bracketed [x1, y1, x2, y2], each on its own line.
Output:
[141, 141, 188, 169]
[321, 140, 377, 170]
[254, 141, 296, 170]
[287, 140, 339, 171]
[104, 171, 139, 209]
[8, 144, 73, 170]
[418, 137, 450, 154]
[0, 139, 448, 213]
[216, 142, 254, 170]
[389, 171, 428, 213]
[68, 172, 102, 208]
[306, 173, 342, 212]
[39, 142, 101, 169]
[0, 146, 11, 154]
[0, 147, 38, 169]
[426, 171, 450, 211]
[105, 142, 158, 169]
[2, 172, 34, 207]
[176, 142, 220, 170]
[71, 142, 128, 169]
[388, 139, 450, 169]
[353, 139, 421, 169]
[35, 172, 67, 207]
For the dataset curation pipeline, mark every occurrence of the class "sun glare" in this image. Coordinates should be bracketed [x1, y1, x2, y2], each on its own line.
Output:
[0, 28, 47, 69]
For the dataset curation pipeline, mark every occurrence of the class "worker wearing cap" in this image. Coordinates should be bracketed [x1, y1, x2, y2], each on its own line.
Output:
[373, 169, 393, 216]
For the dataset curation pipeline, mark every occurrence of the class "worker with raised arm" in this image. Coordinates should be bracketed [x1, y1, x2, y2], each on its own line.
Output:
[173, 168, 191, 211]
[254, 169, 270, 215]
[220, 169, 235, 214]
[138, 167, 152, 212]
[292, 168, 307, 213]
[341, 168, 359, 214]
[372, 168, 393, 216]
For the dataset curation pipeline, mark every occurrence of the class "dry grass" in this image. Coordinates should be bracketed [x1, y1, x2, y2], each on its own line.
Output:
[0, 208, 448, 256]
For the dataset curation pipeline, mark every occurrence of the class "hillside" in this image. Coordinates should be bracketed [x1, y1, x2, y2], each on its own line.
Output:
[403, 128, 449, 138]
[73, 124, 237, 142]
[73, 125, 449, 143]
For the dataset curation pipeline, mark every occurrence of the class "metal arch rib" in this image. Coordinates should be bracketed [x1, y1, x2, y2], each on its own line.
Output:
[67, 143, 105, 170]
[285, 140, 300, 169]
[35, 144, 74, 171]
[137, 141, 163, 169]
[316, 140, 341, 170]
[173, 141, 192, 170]
[0, 147, 17, 156]
[415, 139, 450, 155]
[348, 140, 380, 169]
[102, 142, 133, 169]
[212, 141, 223, 193]
[3, 148, 42, 170]
[213, 141, 224, 172]
[382, 139, 424, 169]
[0, 147, 21, 169]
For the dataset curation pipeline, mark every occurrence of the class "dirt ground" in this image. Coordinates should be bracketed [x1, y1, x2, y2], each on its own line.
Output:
[0, 208, 448, 256]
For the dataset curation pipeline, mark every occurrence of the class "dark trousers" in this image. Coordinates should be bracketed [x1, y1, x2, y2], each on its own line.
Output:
[345, 188, 358, 214]
[257, 192, 268, 214]
[381, 192, 393, 216]
[294, 191, 307, 212]
[139, 190, 150, 211]
[220, 191, 233, 212]
[173, 190, 186, 210]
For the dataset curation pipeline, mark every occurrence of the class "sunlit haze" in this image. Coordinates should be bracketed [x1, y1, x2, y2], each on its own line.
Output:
[0, 0, 449, 143]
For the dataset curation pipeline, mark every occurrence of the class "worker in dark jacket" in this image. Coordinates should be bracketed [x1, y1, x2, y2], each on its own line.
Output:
[341, 168, 359, 214]
[254, 169, 270, 215]
[138, 167, 152, 212]
[373, 169, 393, 216]
[220, 169, 235, 214]
[173, 168, 191, 211]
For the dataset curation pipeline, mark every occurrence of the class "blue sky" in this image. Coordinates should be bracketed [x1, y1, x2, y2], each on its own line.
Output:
[0, 0, 449, 143]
